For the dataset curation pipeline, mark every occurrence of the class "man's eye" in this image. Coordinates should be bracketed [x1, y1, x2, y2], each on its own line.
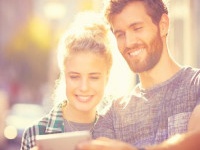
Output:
[116, 33, 125, 39]
[134, 27, 142, 31]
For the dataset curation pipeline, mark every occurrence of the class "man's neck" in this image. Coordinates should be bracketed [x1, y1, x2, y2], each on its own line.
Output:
[138, 54, 181, 89]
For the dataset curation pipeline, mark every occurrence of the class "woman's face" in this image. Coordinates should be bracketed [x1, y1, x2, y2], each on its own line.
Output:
[65, 51, 109, 114]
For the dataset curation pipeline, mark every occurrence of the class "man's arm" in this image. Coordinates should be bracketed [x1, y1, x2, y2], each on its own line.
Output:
[188, 104, 200, 131]
[76, 130, 200, 150]
[147, 129, 200, 150]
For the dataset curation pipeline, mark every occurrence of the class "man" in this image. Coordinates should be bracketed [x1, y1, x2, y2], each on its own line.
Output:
[77, 0, 200, 149]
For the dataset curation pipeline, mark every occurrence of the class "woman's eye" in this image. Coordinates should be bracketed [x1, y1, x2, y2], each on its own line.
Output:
[90, 76, 99, 80]
[70, 76, 79, 79]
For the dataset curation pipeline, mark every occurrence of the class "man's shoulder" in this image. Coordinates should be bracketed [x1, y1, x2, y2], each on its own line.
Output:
[180, 66, 200, 83]
[182, 66, 200, 75]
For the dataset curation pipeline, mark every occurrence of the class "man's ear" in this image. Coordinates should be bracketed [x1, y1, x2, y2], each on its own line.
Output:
[159, 13, 169, 37]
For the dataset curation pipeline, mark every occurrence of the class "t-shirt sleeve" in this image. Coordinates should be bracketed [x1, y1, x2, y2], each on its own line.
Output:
[196, 71, 200, 105]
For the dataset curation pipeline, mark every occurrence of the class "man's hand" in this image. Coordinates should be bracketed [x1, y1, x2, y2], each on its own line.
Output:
[76, 137, 137, 150]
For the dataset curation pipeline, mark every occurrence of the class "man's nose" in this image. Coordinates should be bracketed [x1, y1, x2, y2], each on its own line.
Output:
[125, 32, 137, 49]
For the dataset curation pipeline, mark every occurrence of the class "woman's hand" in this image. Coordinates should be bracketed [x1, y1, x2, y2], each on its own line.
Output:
[30, 146, 39, 150]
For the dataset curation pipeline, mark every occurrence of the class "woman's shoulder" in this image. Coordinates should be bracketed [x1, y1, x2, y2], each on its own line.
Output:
[23, 103, 64, 136]
[23, 113, 50, 137]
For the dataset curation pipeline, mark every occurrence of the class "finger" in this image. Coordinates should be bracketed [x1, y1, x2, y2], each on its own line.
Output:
[96, 137, 113, 142]
[30, 146, 38, 150]
[76, 140, 110, 150]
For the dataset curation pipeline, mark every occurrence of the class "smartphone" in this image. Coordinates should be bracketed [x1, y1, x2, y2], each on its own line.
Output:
[36, 131, 91, 150]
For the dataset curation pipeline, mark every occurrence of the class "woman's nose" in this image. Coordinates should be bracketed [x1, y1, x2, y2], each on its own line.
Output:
[79, 79, 89, 91]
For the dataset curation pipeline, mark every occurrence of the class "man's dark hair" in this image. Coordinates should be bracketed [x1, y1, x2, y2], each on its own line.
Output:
[104, 0, 168, 25]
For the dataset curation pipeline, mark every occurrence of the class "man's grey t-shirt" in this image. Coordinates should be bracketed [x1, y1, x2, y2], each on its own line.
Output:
[93, 66, 200, 147]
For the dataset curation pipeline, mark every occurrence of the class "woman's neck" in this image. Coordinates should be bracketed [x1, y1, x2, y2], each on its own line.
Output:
[62, 103, 97, 123]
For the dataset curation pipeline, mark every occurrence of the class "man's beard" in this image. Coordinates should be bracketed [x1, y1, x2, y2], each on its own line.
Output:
[124, 32, 163, 73]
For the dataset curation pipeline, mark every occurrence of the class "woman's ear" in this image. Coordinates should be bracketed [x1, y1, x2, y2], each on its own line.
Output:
[159, 13, 169, 37]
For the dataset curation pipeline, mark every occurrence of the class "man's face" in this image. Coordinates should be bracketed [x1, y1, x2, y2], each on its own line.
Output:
[111, 1, 163, 73]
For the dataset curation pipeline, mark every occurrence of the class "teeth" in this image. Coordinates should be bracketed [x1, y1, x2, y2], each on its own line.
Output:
[129, 49, 144, 56]
[77, 95, 91, 101]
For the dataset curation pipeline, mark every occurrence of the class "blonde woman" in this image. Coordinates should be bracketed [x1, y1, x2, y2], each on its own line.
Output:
[20, 11, 113, 150]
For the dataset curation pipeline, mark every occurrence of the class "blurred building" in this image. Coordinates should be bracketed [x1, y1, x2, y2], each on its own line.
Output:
[168, 0, 200, 68]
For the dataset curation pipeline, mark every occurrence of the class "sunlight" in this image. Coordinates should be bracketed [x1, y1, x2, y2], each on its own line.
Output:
[44, 2, 66, 20]
[106, 33, 135, 98]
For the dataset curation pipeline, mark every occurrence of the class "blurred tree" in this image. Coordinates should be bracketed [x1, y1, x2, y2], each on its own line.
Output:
[5, 15, 53, 90]
[79, 0, 93, 11]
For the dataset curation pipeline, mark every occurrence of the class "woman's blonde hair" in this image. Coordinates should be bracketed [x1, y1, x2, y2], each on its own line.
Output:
[57, 11, 112, 74]
[53, 11, 114, 107]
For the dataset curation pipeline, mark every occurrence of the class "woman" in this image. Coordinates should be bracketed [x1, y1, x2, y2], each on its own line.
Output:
[20, 11, 113, 150]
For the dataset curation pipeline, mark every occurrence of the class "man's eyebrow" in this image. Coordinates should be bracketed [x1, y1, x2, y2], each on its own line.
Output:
[113, 22, 144, 34]
[129, 22, 143, 28]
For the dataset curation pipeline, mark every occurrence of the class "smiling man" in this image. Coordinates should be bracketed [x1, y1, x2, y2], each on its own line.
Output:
[77, 0, 200, 149]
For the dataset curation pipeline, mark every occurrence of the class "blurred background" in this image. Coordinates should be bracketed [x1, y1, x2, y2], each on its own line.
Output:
[0, 0, 200, 149]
